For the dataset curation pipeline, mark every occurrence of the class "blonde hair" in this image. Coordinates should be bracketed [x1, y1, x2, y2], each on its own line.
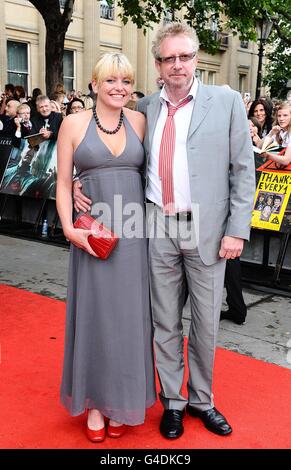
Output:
[274, 101, 291, 133]
[152, 22, 200, 60]
[17, 103, 30, 113]
[92, 52, 135, 86]
[50, 100, 61, 112]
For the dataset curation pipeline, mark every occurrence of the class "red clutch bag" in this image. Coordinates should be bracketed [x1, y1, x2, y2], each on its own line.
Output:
[73, 213, 119, 259]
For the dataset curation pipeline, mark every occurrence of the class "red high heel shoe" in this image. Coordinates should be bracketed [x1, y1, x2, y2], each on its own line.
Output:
[107, 422, 126, 438]
[86, 424, 106, 443]
[86, 410, 106, 443]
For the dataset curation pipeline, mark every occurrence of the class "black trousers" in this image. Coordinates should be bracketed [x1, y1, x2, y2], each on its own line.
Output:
[224, 258, 247, 320]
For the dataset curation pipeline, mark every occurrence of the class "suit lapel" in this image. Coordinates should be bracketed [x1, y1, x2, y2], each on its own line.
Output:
[147, 97, 161, 150]
[188, 83, 213, 139]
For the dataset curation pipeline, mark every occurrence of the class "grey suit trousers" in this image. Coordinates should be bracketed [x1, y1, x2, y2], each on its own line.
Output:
[148, 206, 226, 411]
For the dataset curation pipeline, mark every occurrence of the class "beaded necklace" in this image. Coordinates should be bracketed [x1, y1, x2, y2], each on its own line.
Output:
[93, 107, 124, 135]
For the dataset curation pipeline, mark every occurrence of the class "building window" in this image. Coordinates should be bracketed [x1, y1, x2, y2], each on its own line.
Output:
[100, 0, 115, 20]
[163, 9, 173, 25]
[7, 41, 29, 92]
[240, 40, 249, 49]
[208, 71, 216, 85]
[63, 50, 75, 92]
[59, 1, 75, 12]
[195, 69, 205, 83]
[239, 73, 246, 93]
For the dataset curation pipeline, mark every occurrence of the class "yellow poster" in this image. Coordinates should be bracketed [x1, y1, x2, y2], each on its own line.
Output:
[251, 170, 291, 231]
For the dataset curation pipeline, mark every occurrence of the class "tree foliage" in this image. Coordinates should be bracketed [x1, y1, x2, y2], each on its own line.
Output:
[114, 0, 291, 54]
[263, 35, 291, 99]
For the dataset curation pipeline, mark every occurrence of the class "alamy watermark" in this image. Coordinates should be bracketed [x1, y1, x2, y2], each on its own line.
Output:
[90, 195, 199, 248]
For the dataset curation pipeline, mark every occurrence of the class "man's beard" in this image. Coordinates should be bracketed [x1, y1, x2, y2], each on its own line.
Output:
[165, 76, 192, 92]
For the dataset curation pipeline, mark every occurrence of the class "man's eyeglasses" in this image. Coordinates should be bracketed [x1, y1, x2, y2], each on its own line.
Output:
[71, 106, 84, 111]
[157, 52, 196, 64]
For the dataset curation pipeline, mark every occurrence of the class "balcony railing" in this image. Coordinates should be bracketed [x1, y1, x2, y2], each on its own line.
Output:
[100, 2, 115, 21]
[213, 31, 229, 50]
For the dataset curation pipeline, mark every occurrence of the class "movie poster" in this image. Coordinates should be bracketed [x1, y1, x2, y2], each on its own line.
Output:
[0, 139, 57, 199]
[252, 170, 291, 231]
[0, 138, 14, 187]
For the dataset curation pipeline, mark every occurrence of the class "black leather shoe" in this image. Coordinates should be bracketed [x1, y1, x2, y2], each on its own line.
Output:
[220, 310, 246, 325]
[159, 409, 184, 439]
[186, 406, 232, 436]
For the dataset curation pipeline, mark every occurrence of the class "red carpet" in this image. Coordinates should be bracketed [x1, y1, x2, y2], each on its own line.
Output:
[0, 284, 290, 449]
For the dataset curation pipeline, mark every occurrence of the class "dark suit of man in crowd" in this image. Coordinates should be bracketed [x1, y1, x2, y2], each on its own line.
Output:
[30, 95, 62, 141]
[0, 99, 20, 138]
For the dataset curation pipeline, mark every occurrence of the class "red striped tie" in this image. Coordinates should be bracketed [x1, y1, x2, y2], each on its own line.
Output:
[159, 96, 192, 215]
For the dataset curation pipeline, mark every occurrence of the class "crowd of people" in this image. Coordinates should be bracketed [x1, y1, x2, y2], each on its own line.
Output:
[0, 83, 144, 198]
[222, 95, 291, 325]
[246, 97, 291, 166]
[0, 83, 145, 142]
[1, 72, 290, 162]
[1, 20, 291, 445]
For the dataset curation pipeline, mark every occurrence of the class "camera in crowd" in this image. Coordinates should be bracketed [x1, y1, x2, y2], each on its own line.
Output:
[244, 92, 251, 102]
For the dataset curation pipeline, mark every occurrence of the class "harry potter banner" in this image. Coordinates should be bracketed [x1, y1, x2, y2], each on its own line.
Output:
[0, 139, 57, 200]
[0, 138, 14, 188]
[252, 170, 291, 232]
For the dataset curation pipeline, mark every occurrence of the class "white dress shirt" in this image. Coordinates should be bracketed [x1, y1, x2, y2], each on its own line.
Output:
[279, 130, 291, 148]
[146, 77, 198, 212]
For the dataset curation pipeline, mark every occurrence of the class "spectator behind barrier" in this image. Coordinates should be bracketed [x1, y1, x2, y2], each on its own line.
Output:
[50, 91, 67, 117]
[11, 103, 33, 148]
[259, 101, 291, 166]
[127, 91, 145, 110]
[87, 82, 96, 100]
[248, 98, 273, 138]
[0, 99, 20, 138]
[30, 95, 62, 141]
[80, 95, 94, 110]
[66, 98, 85, 115]
[131, 91, 145, 102]
[50, 100, 61, 113]
[14, 85, 26, 103]
[27, 88, 42, 117]
[249, 116, 263, 149]
[0, 83, 15, 115]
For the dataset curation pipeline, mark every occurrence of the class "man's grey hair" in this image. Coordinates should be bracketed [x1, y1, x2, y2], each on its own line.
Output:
[151, 22, 200, 60]
[36, 95, 50, 105]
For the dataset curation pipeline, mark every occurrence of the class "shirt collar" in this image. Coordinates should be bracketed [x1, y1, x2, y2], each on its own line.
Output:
[159, 76, 198, 106]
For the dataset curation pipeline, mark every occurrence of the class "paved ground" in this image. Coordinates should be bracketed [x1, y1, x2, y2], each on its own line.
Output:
[1, 234, 290, 370]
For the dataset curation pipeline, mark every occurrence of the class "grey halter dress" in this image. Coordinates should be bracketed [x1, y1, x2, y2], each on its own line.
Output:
[60, 114, 156, 425]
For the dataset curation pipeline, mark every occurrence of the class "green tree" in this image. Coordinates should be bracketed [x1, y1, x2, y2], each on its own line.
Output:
[263, 37, 291, 99]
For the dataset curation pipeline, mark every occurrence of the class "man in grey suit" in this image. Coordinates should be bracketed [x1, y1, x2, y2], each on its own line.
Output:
[73, 22, 255, 439]
[136, 22, 255, 439]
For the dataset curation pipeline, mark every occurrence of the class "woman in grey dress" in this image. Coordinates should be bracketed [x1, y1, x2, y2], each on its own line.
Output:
[56, 53, 156, 443]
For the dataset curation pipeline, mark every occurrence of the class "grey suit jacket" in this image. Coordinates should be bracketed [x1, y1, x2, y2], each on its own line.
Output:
[137, 82, 256, 265]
